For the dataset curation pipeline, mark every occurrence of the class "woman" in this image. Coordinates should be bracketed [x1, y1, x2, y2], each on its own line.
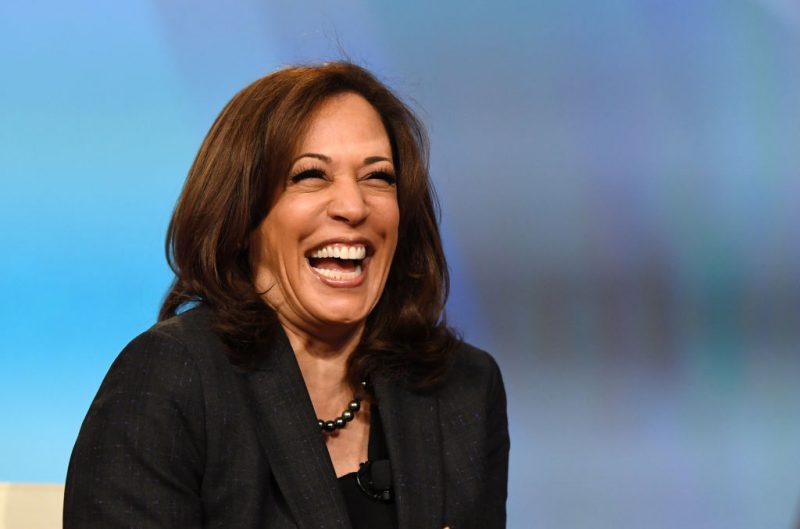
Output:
[64, 62, 509, 529]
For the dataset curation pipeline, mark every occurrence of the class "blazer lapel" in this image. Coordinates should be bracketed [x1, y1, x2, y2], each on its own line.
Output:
[373, 377, 444, 529]
[236, 330, 351, 529]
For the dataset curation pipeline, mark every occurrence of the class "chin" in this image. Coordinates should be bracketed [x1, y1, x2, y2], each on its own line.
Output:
[308, 299, 372, 328]
[316, 309, 369, 328]
[302, 284, 380, 327]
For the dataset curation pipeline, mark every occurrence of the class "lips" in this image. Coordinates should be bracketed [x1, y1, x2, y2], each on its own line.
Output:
[305, 241, 372, 285]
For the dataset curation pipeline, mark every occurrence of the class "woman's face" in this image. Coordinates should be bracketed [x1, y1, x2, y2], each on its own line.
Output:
[252, 92, 399, 338]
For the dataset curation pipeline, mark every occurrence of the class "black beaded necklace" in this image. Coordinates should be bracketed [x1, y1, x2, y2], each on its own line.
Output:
[317, 381, 366, 433]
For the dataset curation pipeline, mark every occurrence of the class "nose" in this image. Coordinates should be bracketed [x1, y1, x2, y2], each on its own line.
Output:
[327, 177, 369, 225]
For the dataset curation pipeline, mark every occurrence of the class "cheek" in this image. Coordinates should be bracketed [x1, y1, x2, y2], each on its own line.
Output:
[388, 207, 400, 248]
[380, 197, 400, 236]
[250, 219, 284, 281]
[256, 204, 298, 260]
[270, 197, 326, 242]
[250, 239, 275, 291]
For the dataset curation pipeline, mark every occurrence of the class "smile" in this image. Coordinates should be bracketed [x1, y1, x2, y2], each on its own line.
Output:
[305, 243, 370, 284]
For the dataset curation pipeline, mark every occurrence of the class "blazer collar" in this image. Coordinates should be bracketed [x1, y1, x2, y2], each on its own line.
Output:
[373, 374, 445, 529]
[236, 328, 351, 529]
[238, 326, 445, 529]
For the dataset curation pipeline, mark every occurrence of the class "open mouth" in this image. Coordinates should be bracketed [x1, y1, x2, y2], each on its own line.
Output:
[305, 243, 370, 282]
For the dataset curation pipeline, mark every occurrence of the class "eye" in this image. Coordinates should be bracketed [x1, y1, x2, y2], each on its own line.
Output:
[290, 168, 326, 183]
[364, 171, 397, 185]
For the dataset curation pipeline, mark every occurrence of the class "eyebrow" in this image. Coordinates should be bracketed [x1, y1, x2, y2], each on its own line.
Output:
[292, 153, 393, 165]
[364, 156, 392, 165]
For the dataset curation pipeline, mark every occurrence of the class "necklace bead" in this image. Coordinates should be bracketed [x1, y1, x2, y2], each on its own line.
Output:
[317, 382, 367, 433]
[318, 397, 362, 433]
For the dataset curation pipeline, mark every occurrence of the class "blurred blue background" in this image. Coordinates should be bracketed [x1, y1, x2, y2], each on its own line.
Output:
[2, 1, 800, 527]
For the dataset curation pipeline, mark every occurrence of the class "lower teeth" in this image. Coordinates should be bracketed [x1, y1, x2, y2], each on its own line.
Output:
[312, 265, 363, 281]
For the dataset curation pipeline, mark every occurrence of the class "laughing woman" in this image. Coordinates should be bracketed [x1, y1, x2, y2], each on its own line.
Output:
[64, 62, 509, 529]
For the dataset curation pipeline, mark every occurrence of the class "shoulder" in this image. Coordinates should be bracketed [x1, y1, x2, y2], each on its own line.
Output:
[116, 304, 221, 365]
[147, 303, 219, 347]
[67, 310, 211, 518]
[442, 341, 504, 393]
[99, 305, 222, 401]
[78, 307, 218, 461]
[437, 341, 506, 412]
[440, 344, 509, 526]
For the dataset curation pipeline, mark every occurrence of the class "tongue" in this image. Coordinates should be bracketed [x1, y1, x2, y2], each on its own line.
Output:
[309, 257, 358, 271]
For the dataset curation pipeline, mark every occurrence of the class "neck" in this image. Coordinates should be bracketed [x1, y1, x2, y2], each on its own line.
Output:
[279, 319, 364, 411]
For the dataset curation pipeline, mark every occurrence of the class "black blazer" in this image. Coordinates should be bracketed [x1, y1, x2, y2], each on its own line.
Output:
[64, 305, 509, 529]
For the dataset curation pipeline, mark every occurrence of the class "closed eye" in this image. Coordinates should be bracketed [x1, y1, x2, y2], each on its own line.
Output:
[290, 168, 326, 183]
[364, 171, 397, 185]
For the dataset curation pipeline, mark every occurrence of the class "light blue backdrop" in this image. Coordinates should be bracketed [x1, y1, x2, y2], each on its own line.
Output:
[2, 1, 800, 528]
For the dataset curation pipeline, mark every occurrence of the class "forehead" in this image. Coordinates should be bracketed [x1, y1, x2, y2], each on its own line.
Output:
[295, 93, 391, 156]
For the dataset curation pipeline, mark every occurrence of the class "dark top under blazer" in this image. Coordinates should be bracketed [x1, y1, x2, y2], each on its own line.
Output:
[64, 305, 510, 529]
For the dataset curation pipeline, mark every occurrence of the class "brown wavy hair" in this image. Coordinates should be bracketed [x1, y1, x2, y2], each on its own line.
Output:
[159, 62, 457, 390]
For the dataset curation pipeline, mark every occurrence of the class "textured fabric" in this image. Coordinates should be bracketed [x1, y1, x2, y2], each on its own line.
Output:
[63, 305, 509, 529]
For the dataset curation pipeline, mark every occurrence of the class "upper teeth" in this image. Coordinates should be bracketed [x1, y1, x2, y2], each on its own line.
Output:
[309, 244, 366, 260]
